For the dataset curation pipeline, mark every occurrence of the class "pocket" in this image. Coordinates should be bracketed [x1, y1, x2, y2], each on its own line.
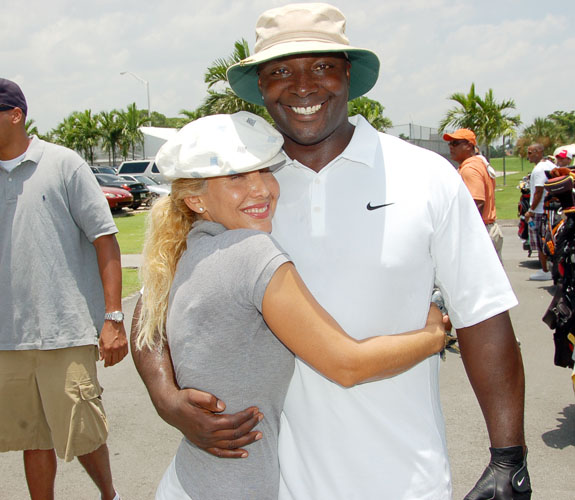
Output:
[78, 381, 103, 401]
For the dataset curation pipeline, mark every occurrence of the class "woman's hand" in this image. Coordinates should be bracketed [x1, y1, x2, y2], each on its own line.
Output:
[424, 303, 448, 354]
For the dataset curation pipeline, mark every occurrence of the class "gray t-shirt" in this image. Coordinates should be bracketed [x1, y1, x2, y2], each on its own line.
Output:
[168, 221, 294, 499]
[0, 137, 117, 350]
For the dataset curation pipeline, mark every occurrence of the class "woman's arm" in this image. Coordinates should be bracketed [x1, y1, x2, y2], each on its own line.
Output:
[262, 263, 445, 388]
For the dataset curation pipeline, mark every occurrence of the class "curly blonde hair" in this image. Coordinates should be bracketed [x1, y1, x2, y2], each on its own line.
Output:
[136, 178, 206, 350]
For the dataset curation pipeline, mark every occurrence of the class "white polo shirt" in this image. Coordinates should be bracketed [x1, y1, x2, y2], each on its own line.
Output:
[529, 159, 555, 213]
[272, 116, 517, 500]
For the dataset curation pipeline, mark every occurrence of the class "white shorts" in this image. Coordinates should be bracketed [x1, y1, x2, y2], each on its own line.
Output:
[156, 457, 193, 500]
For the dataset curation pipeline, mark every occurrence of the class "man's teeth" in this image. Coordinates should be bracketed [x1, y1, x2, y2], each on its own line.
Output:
[244, 206, 268, 214]
[291, 104, 322, 115]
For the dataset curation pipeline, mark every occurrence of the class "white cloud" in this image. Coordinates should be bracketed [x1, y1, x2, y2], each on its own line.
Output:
[3, 0, 574, 135]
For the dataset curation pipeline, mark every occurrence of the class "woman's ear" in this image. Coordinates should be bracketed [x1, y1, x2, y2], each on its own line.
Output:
[183, 196, 206, 215]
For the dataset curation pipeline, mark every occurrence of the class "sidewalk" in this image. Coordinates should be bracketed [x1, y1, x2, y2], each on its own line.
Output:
[121, 253, 142, 268]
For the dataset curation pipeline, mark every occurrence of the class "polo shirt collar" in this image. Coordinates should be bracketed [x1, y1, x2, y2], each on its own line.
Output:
[23, 136, 45, 165]
[285, 114, 380, 172]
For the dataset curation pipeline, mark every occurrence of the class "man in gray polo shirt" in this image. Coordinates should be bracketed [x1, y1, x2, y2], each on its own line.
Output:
[0, 78, 127, 500]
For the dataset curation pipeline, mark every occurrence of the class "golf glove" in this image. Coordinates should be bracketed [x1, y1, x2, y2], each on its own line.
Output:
[464, 446, 531, 499]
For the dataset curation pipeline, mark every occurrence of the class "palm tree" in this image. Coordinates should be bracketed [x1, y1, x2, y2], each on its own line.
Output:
[547, 110, 575, 144]
[181, 39, 271, 121]
[50, 111, 100, 163]
[98, 110, 124, 166]
[74, 110, 100, 164]
[516, 117, 559, 157]
[119, 103, 147, 159]
[439, 83, 521, 159]
[347, 97, 392, 132]
[25, 118, 39, 136]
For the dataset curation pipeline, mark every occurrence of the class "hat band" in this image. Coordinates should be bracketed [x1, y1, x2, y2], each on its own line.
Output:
[256, 31, 349, 53]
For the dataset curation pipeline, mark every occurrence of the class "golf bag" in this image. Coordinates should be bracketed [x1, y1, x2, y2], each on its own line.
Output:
[517, 175, 531, 256]
[542, 174, 575, 369]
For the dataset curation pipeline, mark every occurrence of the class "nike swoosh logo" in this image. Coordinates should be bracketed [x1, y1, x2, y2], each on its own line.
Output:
[366, 202, 395, 211]
[517, 476, 525, 487]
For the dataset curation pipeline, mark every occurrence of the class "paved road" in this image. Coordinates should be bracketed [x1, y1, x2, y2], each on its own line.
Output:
[2, 223, 574, 499]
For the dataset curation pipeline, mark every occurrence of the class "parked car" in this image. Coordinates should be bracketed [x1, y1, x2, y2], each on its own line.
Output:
[119, 174, 170, 205]
[117, 160, 165, 183]
[90, 166, 118, 175]
[94, 173, 151, 210]
[101, 186, 133, 212]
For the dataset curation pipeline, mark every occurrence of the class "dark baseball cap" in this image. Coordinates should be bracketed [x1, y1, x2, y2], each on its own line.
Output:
[0, 78, 27, 116]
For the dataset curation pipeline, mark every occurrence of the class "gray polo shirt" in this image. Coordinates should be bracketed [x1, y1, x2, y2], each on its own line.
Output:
[168, 221, 294, 499]
[0, 137, 117, 350]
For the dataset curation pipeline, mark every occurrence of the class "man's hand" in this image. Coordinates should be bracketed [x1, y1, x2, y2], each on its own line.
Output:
[156, 386, 263, 458]
[465, 446, 532, 499]
[99, 320, 128, 367]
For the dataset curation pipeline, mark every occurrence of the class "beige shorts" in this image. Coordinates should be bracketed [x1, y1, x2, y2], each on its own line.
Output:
[0, 345, 108, 461]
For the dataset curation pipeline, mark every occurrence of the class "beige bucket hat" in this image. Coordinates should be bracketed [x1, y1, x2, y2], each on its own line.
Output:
[156, 112, 286, 180]
[227, 3, 380, 105]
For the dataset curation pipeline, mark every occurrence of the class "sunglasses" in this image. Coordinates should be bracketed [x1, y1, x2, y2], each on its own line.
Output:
[448, 139, 469, 147]
[0, 105, 15, 112]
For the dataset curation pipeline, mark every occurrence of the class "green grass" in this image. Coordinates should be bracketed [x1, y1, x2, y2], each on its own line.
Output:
[114, 212, 147, 254]
[122, 268, 141, 298]
[491, 157, 530, 220]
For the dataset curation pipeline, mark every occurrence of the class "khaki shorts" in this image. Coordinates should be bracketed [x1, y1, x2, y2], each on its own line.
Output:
[0, 345, 108, 461]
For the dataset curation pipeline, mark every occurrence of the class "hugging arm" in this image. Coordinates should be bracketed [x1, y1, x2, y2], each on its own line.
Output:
[130, 295, 264, 458]
[262, 263, 445, 387]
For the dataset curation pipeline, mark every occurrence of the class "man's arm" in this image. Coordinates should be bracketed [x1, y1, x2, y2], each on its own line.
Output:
[525, 186, 544, 220]
[457, 311, 525, 446]
[92, 234, 128, 367]
[457, 311, 531, 499]
[130, 295, 264, 458]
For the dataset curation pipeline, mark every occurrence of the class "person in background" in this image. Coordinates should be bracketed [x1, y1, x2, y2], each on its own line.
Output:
[0, 78, 126, 500]
[525, 143, 556, 281]
[555, 148, 573, 168]
[444, 128, 503, 262]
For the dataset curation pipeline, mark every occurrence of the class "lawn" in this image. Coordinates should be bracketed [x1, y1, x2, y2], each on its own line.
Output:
[114, 211, 147, 297]
[114, 211, 147, 254]
[491, 156, 530, 220]
[122, 268, 141, 298]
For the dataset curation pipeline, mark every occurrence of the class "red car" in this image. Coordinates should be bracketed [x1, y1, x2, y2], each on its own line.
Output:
[101, 186, 133, 212]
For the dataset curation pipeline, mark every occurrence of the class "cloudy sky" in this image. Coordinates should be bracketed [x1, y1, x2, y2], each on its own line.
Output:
[3, 0, 574, 135]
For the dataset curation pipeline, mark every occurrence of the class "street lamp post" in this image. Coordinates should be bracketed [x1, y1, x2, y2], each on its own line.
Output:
[120, 71, 151, 125]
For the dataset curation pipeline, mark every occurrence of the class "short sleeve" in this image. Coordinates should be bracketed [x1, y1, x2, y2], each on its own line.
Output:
[431, 182, 517, 328]
[67, 163, 118, 242]
[226, 231, 291, 312]
[460, 164, 486, 201]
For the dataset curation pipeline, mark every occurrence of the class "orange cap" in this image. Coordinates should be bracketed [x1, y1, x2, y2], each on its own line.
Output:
[443, 128, 477, 146]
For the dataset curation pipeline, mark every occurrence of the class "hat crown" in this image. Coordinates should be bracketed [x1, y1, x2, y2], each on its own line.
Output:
[156, 112, 285, 180]
[255, 3, 349, 53]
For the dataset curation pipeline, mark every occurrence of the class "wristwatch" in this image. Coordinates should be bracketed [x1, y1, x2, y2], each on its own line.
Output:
[104, 311, 124, 323]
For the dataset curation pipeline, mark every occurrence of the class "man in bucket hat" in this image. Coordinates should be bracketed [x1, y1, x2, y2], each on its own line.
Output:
[133, 4, 530, 499]
[0, 78, 126, 500]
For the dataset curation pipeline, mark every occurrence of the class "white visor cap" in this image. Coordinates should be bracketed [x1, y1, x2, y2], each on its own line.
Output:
[156, 111, 286, 181]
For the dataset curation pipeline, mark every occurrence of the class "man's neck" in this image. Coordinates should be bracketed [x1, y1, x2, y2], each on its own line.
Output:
[458, 152, 477, 166]
[0, 134, 31, 161]
[282, 123, 355, 173]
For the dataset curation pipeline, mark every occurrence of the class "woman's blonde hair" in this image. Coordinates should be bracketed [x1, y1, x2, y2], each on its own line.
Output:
[136, 178, 206, 350]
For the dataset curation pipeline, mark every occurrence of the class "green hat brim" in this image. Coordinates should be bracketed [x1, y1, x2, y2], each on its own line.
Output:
[227, 47, 380, 106]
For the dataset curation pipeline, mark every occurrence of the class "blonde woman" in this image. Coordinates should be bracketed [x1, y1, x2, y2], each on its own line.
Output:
[136, 112, 445, 500]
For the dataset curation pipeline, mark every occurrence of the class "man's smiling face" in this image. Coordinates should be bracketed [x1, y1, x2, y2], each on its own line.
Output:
[257, 53, 351, 148]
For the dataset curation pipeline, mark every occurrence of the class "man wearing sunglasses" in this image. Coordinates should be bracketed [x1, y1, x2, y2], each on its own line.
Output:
[444, 128, 503, 261]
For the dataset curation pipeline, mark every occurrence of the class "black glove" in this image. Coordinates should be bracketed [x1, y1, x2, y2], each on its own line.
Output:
[464, 446, 532, 499]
